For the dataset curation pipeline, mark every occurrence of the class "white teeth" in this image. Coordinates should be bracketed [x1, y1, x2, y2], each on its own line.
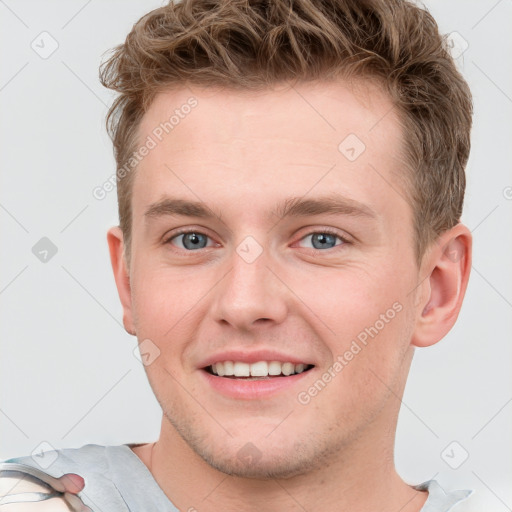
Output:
[233, 362, 250, 377]
[210, 360, 311, 377]
[250, 361, 268, 377]
[268, 361, 282, 376]
[281, 362, 294, 376]
[223, 361, 234, 376]
[295, 363, 305, 374]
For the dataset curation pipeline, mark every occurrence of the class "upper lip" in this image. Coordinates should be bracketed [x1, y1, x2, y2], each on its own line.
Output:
[198, 349, 315, 369]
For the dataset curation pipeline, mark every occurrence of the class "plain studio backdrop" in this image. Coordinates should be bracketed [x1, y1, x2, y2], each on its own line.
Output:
[1, 0, 511, 509]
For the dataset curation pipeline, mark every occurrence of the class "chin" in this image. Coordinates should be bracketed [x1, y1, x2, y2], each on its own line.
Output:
[199, 445, 319, 480]
[166, 409, 335, 480]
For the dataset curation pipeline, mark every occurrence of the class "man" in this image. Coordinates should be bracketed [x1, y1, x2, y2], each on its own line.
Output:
[2, 0, 476, 510]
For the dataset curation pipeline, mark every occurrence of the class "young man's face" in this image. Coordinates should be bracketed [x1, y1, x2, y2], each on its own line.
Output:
[115, 80, 429, 478]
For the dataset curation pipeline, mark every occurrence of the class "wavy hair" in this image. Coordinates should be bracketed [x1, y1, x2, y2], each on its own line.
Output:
[100, 0, 472, 262]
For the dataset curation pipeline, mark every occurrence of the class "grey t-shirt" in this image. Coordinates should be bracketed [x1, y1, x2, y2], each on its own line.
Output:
[4, 444, 474, 511]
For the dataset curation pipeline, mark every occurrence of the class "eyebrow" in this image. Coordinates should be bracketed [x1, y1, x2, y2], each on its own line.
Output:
[144, 194, 377, 223]
[145, 198, 219, 219]
[272, 194, 377, 220]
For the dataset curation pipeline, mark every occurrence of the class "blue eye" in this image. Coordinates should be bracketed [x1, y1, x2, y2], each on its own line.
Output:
[166, 230, 346, 252]
[170, 232, 211, 250]
[300, 232, 343, 250]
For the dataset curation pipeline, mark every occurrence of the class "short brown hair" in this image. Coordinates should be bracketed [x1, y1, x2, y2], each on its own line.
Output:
[100, 0, 472, 262]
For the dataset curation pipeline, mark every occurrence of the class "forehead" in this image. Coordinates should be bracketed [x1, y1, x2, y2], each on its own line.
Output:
[138, 79, 401, 151]
[132, 79, 407, 222]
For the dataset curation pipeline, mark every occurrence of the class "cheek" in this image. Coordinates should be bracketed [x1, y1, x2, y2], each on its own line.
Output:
[303, 309, 412, 430]
[129, 269, 204, 404]
[289, 262, 408, 343]
[131, 259, 206, 325]
[130, 266, 200, 356]
[289, 263, 413, 402]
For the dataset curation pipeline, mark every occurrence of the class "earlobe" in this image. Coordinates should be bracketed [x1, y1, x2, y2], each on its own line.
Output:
[107, 227, 136, 336]
[411, 224, 472, 348]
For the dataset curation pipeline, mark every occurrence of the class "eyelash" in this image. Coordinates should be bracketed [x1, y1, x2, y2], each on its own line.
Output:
[293, 228, 349, 251]
[165, 228, 349, 251]
[165, 229, 218, 249]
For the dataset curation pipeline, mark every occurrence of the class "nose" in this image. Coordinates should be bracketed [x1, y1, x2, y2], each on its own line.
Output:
[210, 243, 289, 331]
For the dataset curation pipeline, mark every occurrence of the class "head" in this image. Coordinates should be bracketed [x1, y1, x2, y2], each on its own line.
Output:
[103, 0, 472, 479]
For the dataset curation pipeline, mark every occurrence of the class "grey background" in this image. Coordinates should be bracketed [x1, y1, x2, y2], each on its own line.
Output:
[1, 0, 511, 509]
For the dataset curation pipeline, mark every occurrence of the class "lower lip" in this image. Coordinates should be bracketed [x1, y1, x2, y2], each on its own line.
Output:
[200, 368, 313, 400]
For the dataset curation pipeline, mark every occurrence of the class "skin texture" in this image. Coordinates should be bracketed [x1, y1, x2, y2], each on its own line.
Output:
[108, 80, 472, 511]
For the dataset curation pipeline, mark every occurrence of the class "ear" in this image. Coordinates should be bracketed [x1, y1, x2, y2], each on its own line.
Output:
[107, 226, 136, 336]
[411, 223, 472, 348]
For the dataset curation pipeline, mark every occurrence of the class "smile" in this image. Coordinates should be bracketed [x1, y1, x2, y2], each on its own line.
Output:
[206, 361, 314, 378]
